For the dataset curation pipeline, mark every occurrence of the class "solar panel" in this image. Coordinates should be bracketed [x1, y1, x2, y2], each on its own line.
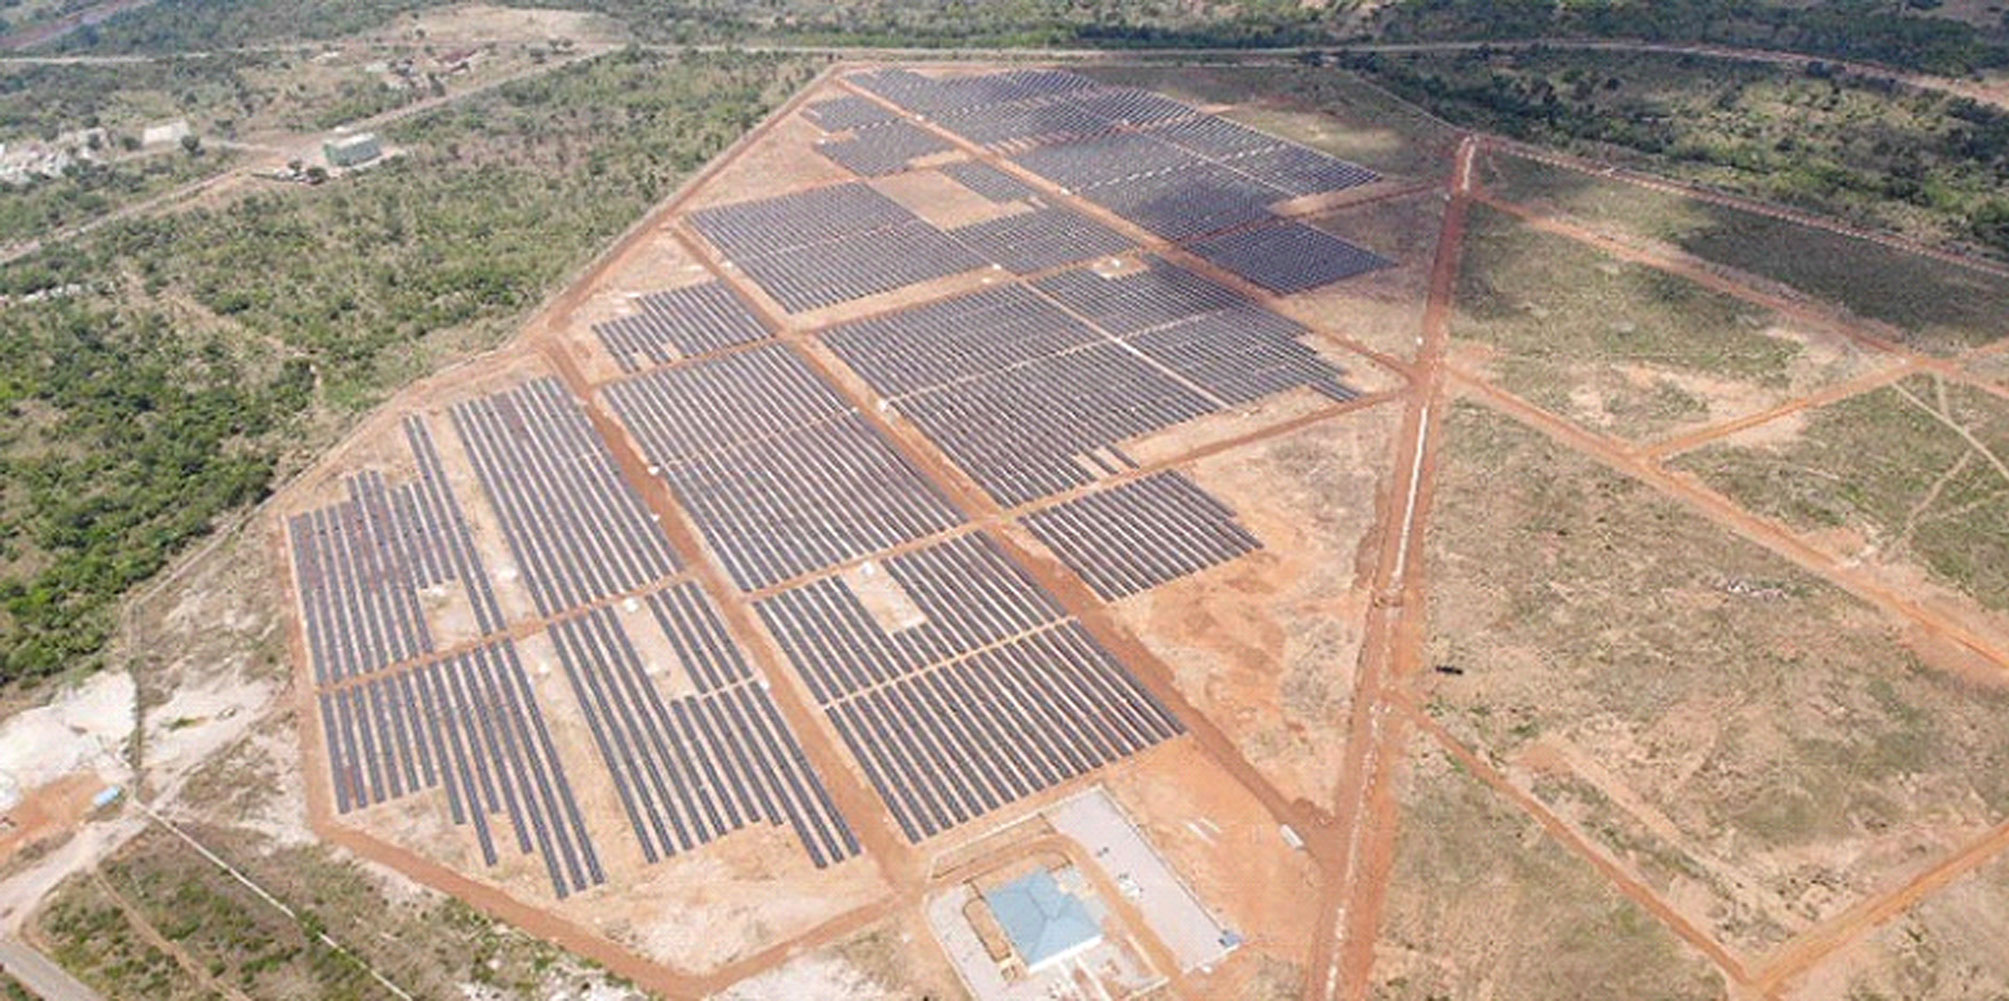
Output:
[1186, 221, 1393, 293]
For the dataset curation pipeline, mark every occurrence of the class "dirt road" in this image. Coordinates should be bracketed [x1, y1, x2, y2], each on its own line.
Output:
[0, 935, 104, 1001]
[1300, 135, 1473, 1001]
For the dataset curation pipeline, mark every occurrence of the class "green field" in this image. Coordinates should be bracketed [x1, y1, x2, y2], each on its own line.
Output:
[1676, 374, 2009, 613]
[1485, 153, 2009, 355]
[1452, 203, 1854, 441]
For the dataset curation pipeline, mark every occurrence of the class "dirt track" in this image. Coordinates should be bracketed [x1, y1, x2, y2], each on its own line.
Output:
[1301, 135, 1473, 1001]
[1287, 135, 2009, 1001]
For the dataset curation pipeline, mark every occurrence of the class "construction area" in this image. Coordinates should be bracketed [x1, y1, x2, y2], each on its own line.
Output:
[254, 59, 2009, 1001]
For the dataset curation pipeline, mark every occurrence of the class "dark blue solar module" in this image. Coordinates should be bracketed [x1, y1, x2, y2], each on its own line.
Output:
[1185, 221, 1393, 294]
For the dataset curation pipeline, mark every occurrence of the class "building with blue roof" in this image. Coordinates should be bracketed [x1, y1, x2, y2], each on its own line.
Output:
[983, 867, 1105, 974]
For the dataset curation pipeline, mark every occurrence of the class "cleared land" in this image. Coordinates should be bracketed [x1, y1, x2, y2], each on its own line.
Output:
[1782, 849, 2009, 1001]
[1451, 202, 1881, 442]
[1371, 739, 1724, 1001]
[1675, 374, 2009, 630]
[1479, 150, 2009, 355]
[1424, 400, 2009, 957]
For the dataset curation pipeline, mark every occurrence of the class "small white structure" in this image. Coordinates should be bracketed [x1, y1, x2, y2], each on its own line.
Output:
[142, 119, 192, 147]
[324, 132, 383, 168]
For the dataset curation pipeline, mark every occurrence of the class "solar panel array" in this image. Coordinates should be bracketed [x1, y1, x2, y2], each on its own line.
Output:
[690, 182, 989, 313]
[590, 281, 770, 374]
[1143, 114, 1285, 160]
[1131, 308, 1361, 405]
[756, 534, 1183, 841]
[1230, 144, 1381, 198]
[735, 221, 989, 313]
[756, 534, 1063, 703]
[288, 419, 506, 686]
[803, 95, 899, 132]
[900, 345, 1217, 505]
[1186, 221, 1394, 294]
[691, 182, 914, 258]
[449, 378, 681, 617]
[321, 638, 606, 899]
[297, 377, 872, 891]
[850, 68, 1197, 157]
[946, 205, 1133, 274]
[292, 72, 1401, 883]
[930, 98, 1109, 152]
[603, 344, 964, 590]
[548, 601, 859, 868]
[848, 67, 1098, 116]
[822, 284, 1102, 397]
[938, 160, 1037, 203]
[1022, 472, 1262, 599]
[841, 68, 1378, 240]
[1071, 160, 1285, 241]
[813, 120, 954, 177]
[1032, 254, 1247, 335]
[821, 255, 1359, 505]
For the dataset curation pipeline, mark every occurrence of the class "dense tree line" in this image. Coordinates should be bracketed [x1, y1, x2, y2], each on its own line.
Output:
[48, 0, 2009, 80]
[1344, 49, 2009, 255]
[0, 55, 265, 141]
[1377, 0, 2009, 76]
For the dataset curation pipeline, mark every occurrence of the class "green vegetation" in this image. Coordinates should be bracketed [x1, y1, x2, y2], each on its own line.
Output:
[1376, 742, 1724, 1000]
[0, 148, 231, 244]
[1373, 0, 2009, 76]
[0, 47, 817, 688]
[0, 971, 32, 1001]
[1483, 152, 2009, 353]
[59, 0, 438, 52]
[33, 825, 642, 1000]
[47, 0, 2009, 80]
[176, 827, 638, 999]
[1677, 374, 2009, 611]
[36, 872, 216, 1000]
[100, 837, 390, 999]
[1453, 203, 1815, 439]
[0, 55, 267, 142]
[53, 0, 1331, 52]
[1344, 48, 2009, 258]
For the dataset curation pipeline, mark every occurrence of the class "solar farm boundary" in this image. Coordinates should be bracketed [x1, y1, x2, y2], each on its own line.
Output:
[1296, 136, 1472, 1001]
[267, 62, 1443, 1001]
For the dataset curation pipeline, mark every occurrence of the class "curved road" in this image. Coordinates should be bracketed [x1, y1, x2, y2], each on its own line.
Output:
[1, 31, 2004, 109]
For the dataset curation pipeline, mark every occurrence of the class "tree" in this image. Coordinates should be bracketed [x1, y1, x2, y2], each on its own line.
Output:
[179, 133, 202, 156]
